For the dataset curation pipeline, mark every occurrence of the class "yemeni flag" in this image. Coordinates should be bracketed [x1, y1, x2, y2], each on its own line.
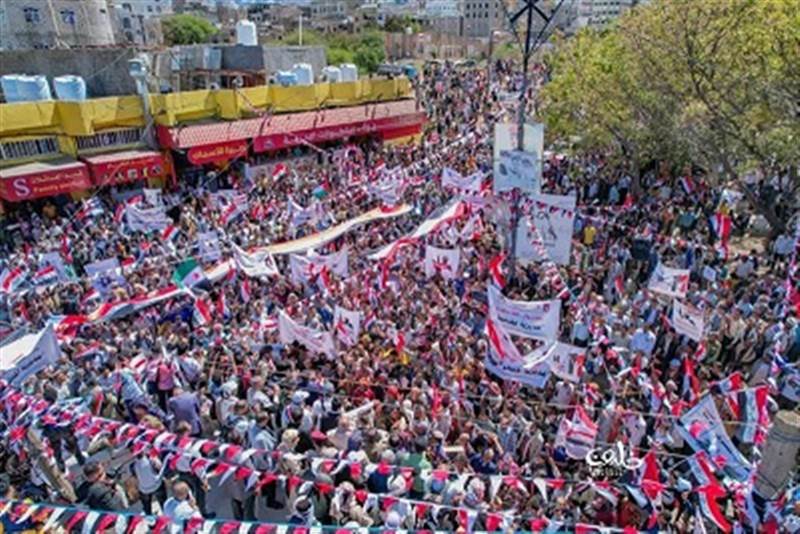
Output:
[32, 265, 58, 286]
[0, 266, 27, 293]
[216, 292, 230, 319]
[172, 258, 208, 289]
[193, 298, 213, 326]
[161, 224, 179, 243]
[272, 163, 287, 180]
[711, 212, 732, 243]
[680, 175, 695, 195]
[488, 252, 507, 289]
[240, 278, 251, 303]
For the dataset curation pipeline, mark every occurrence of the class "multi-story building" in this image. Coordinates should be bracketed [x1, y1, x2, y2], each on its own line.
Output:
[461, 0, 503, 38]
[0, 0, 117, 50]
[110, 0, 173, 46]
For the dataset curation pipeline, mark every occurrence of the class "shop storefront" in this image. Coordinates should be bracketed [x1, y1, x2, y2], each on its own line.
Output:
[82, 150, 172, 189]
[0, 159, 92, 203]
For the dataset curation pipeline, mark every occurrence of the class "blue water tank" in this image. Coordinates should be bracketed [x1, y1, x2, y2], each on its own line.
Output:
[53, 75, 87, 101]
[276, 71, 298, 87]
[1, 75, 21, 103]
[16, 75, 52, 101]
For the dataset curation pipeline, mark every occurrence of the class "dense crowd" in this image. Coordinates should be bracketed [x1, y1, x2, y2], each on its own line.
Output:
[0, 60, 798, 533]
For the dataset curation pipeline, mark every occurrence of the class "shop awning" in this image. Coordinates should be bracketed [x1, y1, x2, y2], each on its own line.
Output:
[0, 159, 91, 202]
[82, 150, 167, 186]
[157, 99, 426, 164]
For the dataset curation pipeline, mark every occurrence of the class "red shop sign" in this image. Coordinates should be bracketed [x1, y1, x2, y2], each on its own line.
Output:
[0, 164, 92, 202]
[89, 154, 166, 186]
[187, 140, 249, 166]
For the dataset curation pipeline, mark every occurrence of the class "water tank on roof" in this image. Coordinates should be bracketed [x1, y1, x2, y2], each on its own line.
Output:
[1, 75, 21, 103]
[276, 71, 298, 87]
[322, 66, 342, 83]
[53, 75, 87, 101]
[16, 75, 52, 102]
[339, 63, 358, 82]
[235, 20, 258, 46]
[292, 63, 313, 86]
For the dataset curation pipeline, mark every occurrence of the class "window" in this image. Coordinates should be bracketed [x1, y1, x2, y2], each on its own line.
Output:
[59, 9, 76, 25]
[122, 17, 131, 29]
[76, 128, 143, 152]
[0, 137, 59, 162]
[147, 5, 153, 12]
[122, 3, 132, 11]
[156, 6, 161, 12]
[23, 7, 40, 23]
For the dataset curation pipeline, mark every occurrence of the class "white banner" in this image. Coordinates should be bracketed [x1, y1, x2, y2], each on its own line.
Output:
[487, 284, 560, 340]
[678, 394, 751, 481]
[484, 340, 551, 388]
[143, 188, 164, 206]
[289, 248, 349, 284]
[278, 310, 335, 357]
[555, 406, 598, 460]
[441, 168, 484, 193]
[493, 122, 543, 194]
[289, 198, 319, 228]
[125, 204, 169, 233]
[515, 194, 576, 265]
[423, 246, 461, 279]
[0, 325, 60, 386]
[369, 201, 464, 260]
[197, 231, 221, 262]
[333, 306, 362, 346]
[648, 263, 690, 298]
[495, 149, 541, 193]
[672, 300, 705, 341]
[543, 341, 585, 383]
[232, 244, 279, 279]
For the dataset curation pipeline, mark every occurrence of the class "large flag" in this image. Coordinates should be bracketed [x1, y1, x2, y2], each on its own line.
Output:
[232, 244, 279, 279]
[219, 195, 248, 226]
[424, 245, 461, 279]
[555, 406, 598, 460]
[193, 297, 213, 326]
[369, 201, 465, 260]
[333, 306, 361, 346]
[31, 265, 59, 287]
[648, 263, 690, 298]
[172, 259, 208, 289]
[485, 318, 523, 362]
[484, 325, 551, 388]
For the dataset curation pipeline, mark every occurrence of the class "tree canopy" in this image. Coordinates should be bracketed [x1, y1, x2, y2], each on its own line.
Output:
[540, 0, 800, 229]
[162, 14, 218, 46]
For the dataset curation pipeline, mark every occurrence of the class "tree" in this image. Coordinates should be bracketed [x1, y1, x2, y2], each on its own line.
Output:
[162, 14, 218, 46]
[327, 47, 355, 67]
[540, 0, 800, 232]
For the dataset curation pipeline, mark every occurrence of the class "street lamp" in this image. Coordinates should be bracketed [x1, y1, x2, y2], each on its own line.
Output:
[128, 54, 155, 148]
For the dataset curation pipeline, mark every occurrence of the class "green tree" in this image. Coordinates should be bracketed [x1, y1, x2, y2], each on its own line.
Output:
[327, 47, 355, 67]
[162, 14, 218, 45]
[541, 0, 800, 231]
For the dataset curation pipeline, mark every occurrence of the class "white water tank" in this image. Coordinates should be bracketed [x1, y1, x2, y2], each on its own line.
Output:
[276, 71, 298, 86]
[53, 75, 87, 101]
[1, 75, 21, 103]
[322, 66, 342, 83]
[340, 63, 358, 82]
[292, 63, 314, 85]
[16, 75, 52, 101]
[235, 20, 258, 46]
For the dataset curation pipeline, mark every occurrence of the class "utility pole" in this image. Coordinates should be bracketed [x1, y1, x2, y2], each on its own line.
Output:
[505, 0, 565, 272]
[299, 14, 303, 46]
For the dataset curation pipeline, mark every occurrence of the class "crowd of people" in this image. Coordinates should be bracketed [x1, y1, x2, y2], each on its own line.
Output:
[0, 59, 798, 534]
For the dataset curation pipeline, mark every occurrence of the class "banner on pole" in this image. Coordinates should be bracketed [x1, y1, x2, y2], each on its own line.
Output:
[672, 299, 705, 341]
[648, 263, 690, 298]
[487, 284, 560, 340]
[514, 194, 576, 265]
[493, 122, 543, 194]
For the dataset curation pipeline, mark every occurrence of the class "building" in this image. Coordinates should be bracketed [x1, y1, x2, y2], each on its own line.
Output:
[110, 0, 173, 46]
[0, 0, 117, 50]
[0, 76, 421, 205]
[574, 0, 636, 29]
[422, 0, 460, 35]
[461, 0, 503, 38]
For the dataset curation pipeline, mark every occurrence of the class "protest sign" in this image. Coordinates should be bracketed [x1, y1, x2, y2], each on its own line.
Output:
[441, 168, 484, 193]
[672, 299, 705, 341]
[487, 284, 560, 340]
[84, 258, 124, 296]
[649, 263, 690, 298]
[424, 246, 461, 279]
[678, 394, 752, 481]
[125, 204, 169, 233]
[493, 122, 543, 194]
[278, 311, 335, 357]
[197, 231, 221, 262]
[514, 194, 576, 265]
[495, 150, 540, 193]
[333, 306, 362, 346]
[0, 325, 60, 386]
[544, 341, 586, 382]
[232, 244, 279, 279]
[290, 248, 349, 284]
[484, 344, 551, 388]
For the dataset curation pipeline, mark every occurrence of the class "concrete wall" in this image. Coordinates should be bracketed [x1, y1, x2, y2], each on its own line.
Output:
[0, 48, 138, 98]
[0, 0, 116, 50]
[221, 45, 326, 77]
